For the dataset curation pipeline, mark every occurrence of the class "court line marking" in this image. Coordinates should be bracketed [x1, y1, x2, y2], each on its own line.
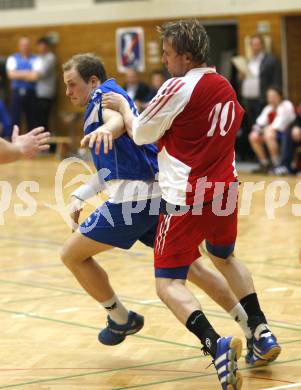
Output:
[0, 305, 300, 353]
[1, 355, 299, 390]
[3, 293, 74, 305]
[1, 234, 301, 270]
[0, 308, 201, 350]
[112, 358, 301, 390]
[262, 383, 301, 390]
[55, 307, 79, 313]
[0, 308, 301, 388]
[1, 278, 301, 333]
[0, 356, 202, 389]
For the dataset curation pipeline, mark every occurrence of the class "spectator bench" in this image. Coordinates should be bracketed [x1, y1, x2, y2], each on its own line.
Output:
[48, 136, 72, 160]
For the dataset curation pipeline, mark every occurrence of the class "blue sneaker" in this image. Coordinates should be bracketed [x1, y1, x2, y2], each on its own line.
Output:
[214, 336, 243, 390]
[247, 353, 269, 367]
[252, 325, 281, 363]
[98, 311, 144, 346]
[245, 337, 253, 364]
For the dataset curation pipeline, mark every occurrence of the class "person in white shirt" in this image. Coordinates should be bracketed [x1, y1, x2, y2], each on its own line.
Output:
[35, 37, 56, 131]
[249, 86, 296, 173]
[238, 34, 282, 161]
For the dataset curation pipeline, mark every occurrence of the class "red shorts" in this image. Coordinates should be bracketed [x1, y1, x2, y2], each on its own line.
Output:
[154, 198, 237, 269]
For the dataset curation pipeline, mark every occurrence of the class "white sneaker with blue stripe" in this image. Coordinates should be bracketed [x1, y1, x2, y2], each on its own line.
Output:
[214, 336, 243, 390]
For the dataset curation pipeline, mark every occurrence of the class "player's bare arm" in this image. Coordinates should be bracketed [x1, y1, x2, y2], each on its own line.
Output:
[81, 108, 125, 154]
[102, 92, 135, 138]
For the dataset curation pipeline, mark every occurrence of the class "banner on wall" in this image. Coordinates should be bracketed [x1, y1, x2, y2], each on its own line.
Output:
[116, 27, 145, 72]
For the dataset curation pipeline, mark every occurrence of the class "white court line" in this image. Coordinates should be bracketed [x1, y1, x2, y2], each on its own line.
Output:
[138, 299, 161, 304]
[55, 307, 79, 314]
[263, 383, 301, 389]
[265, 287, 289, 292]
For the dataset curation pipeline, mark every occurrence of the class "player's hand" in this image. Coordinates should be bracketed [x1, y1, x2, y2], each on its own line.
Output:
[69, 196, 83, 232]
[80, 128, 113, 155]
[12, 125, 50, 159]
[102, 92, 127, 112]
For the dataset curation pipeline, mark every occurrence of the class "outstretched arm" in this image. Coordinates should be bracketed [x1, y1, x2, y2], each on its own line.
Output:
[0, 125, 50, 164]
[80, 108, 125, 154]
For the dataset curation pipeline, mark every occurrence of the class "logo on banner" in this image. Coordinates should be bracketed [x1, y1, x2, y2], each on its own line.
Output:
[116, 27, 145, 72]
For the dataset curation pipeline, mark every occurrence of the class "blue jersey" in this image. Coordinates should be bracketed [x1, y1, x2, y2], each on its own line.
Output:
[11, 53, 37, 91]
[84, 79, 158, 181]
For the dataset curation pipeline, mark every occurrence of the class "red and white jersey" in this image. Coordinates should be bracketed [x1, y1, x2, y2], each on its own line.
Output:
[256, 100, 296, 132]
[132, 67, 245, 206]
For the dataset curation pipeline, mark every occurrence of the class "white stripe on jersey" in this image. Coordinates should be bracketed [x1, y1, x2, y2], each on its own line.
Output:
[155, 214, 172, 255]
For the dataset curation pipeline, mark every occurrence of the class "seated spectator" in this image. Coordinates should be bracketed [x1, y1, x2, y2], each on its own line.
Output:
[123, 68, 150, 111]
[274, 103, 301, 175]
[248, 86, 296, 173]
[0, 99, 12, 138]
[146, 69, 168, 101]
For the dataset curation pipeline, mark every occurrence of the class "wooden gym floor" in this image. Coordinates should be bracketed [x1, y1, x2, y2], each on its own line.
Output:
[0, 158, 300, 390]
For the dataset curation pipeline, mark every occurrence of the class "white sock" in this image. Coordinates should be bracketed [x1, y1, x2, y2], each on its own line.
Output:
[259, 158, 269, 167]
[271, 156, 280, 166]
[230, 303, 252, 339]
[100, 295, 129, 325]
[254, 323, 271, 340]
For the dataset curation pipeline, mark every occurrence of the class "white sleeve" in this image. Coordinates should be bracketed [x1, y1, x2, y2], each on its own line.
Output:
[256, 105, 271, 128]
[6, 56, 17, 72]
[34, 54, 55, 77]
[132, 77, 190, 145]
[71, 171, 105, 201]
[272, 101, 296, 132]
[33, 57, 43, 73]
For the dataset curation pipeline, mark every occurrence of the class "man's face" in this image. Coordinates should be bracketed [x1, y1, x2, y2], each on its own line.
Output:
[63, 67, 93, 107]
[19, 37, 31, 57]
[161, 38, 190, 77]
[37, 42, 48, 55]
[125, 69, 138, 85]
[267, 89, 281, 107]
[250, 37, 263, 56]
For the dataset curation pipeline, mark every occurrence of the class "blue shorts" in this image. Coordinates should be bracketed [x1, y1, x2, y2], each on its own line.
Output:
[80, 198, 160, 249]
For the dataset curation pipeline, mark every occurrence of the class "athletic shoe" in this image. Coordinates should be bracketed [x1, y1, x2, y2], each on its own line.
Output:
[252, 326, 281, 363]
[245, 336, 273, 367]
[272, 165, 290, 176]
[98, 311, 144, 346]
[247, 352, 269, 367]
[214, 336, 243, 390]
[245, 337, 253, 364]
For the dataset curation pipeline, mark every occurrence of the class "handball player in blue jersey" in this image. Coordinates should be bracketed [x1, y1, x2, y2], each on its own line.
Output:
[61, 53, 161, 345]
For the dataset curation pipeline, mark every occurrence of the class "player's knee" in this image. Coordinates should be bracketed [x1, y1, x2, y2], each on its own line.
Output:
[60, 245, 75, 269]
[264, 131, 275, 142]
[249, 131, 260, 144]
[292, 126, 301, 142]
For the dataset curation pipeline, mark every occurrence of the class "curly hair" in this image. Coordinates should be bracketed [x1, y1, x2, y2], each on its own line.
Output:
[157, 19, 210, 64]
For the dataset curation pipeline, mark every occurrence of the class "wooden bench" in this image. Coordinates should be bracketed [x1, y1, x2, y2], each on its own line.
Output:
[48, 136, 72, 160]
